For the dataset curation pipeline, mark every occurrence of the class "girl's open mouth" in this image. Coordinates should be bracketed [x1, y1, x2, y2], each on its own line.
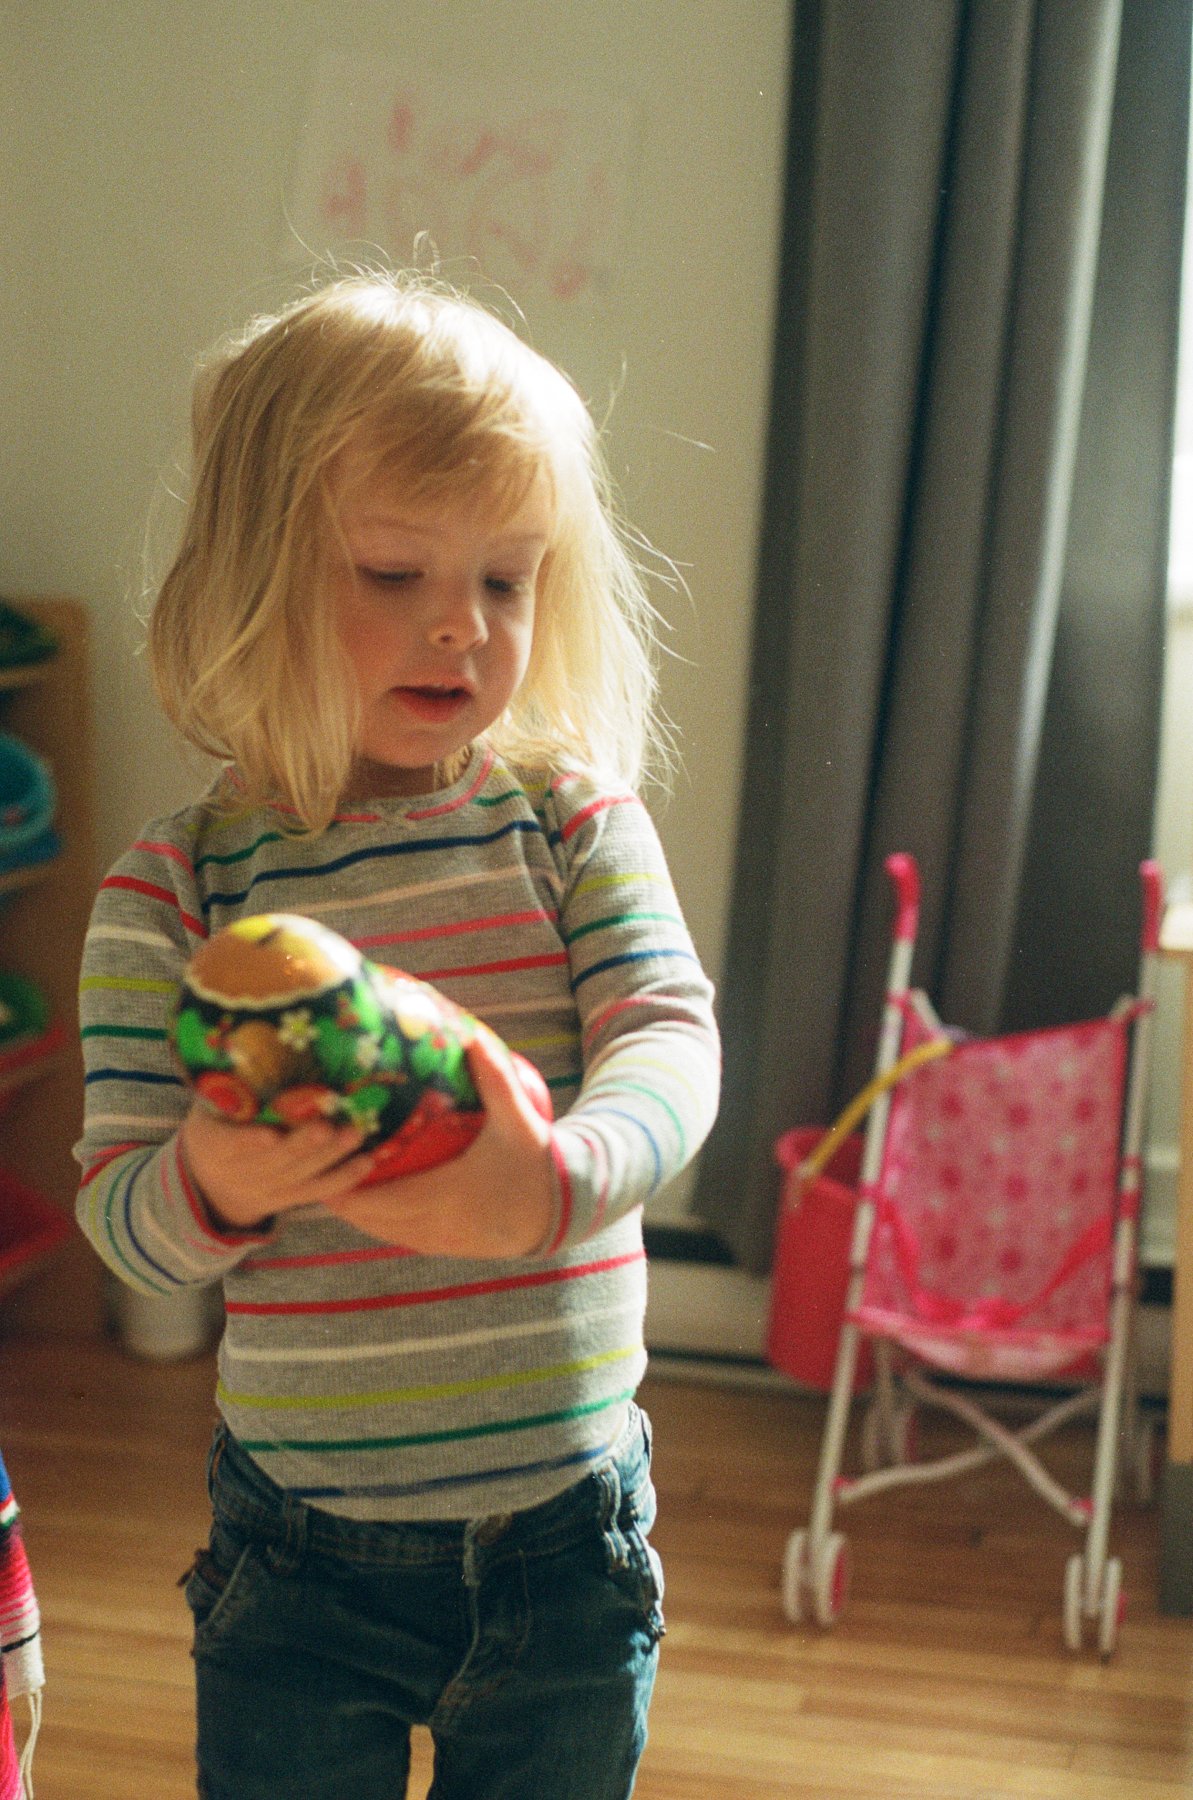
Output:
[394, 685, 471, 722]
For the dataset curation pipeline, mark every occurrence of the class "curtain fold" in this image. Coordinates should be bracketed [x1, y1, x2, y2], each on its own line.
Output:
[692, 0, 1190, 1273]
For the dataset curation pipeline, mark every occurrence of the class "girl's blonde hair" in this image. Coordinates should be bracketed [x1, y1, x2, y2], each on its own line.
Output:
[149, 271, 668, 831]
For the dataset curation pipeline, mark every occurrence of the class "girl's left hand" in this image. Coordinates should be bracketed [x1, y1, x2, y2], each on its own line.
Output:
[321, 1026, 555, 1259]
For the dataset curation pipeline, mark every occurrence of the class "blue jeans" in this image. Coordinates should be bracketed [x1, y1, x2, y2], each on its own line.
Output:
[184, 1409, 664, 1799]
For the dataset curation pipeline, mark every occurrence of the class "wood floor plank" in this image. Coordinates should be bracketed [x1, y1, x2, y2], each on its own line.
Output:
[0, 1336, 1190, 1798]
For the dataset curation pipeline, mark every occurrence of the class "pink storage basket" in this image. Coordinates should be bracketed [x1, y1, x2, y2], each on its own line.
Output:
[767, 1127, 875, 1392]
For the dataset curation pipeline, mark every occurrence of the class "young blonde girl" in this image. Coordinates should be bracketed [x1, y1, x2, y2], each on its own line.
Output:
[75, 272, 720, 1800]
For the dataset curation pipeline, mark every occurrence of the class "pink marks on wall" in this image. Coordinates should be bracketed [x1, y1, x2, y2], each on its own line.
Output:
[293, 58, 632, 307]
[321, 156, 368, 237]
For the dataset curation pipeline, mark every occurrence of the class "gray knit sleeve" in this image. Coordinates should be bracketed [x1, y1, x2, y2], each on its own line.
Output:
[74, 821, 271, 1293]
[540, 775, 721, 1251]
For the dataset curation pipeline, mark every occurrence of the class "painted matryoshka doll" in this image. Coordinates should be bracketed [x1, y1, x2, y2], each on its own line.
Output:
[170, 914, 551, 1184]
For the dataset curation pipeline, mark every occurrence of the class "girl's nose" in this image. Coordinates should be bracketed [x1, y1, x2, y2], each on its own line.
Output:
[429, 581, 487, 649]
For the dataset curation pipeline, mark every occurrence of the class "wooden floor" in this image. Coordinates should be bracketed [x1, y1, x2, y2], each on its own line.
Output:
[0, 1334, 1190, 1798]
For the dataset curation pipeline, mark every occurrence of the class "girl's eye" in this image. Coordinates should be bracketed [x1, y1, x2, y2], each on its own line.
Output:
[486, 575, 531, 597]
[361, 567, 419, 587]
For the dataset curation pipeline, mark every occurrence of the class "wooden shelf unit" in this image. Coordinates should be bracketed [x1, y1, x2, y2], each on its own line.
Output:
[0, 598, 99, 1336]
[0, 856, 62, 899]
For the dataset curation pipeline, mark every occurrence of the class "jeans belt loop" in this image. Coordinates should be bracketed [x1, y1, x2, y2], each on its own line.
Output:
[598, 1454, 622, 1530]
[472, 1513, 513, 1547]
[279, 1488, 309, 1571]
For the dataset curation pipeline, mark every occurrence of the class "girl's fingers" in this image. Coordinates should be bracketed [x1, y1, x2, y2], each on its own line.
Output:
[218, 1118, 367, 1204]
[281, 1119, 367, 1174]
[465, 1029, 548, 1136]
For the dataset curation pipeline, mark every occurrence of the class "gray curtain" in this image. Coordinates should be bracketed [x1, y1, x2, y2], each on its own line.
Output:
[693, 0, 1190, 1272]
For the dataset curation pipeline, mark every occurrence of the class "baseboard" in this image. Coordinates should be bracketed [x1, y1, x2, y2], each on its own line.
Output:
[646, 1350, 791, 1391]
[1143, 1142, 1178, 1267]
[643, 1230, 1172, 1399]
[643, 1251, 770, 1360]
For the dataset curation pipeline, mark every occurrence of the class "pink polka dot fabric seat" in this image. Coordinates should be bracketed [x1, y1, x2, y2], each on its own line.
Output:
[852, 1015, 1130, 1383]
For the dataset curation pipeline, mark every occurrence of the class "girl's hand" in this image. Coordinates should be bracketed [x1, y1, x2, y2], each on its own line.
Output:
[180, 1103, 370, 1231]
[322, 1027, 555, 1259]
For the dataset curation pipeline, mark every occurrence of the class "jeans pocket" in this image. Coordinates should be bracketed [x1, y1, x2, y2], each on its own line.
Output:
[183, 1528, 260, 1648]
[603, 1516, 666, 1645]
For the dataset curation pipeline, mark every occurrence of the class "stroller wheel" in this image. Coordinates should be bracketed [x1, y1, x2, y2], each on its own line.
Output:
[781, 1529, 809, 1622]
[1098, 1558, 1125, 1659]
[811, 1532, 851, 1627]
[1063, 1552, 1085, 1651]
[784, 1526, 813, 1627]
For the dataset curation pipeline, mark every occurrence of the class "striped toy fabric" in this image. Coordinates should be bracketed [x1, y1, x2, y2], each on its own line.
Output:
[75, 746, 721, 1521]
[0, 1450, 42, 1800]
[0, 1700, 13, 1800]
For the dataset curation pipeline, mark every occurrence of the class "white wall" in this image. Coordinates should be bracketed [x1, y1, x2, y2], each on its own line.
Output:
[0, 2, 790, 1223]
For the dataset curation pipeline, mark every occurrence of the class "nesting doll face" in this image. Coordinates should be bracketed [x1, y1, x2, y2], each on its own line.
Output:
[170, 914, 482, 1147]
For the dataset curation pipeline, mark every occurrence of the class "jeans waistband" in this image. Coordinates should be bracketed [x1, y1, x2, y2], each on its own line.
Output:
[208, 1405, 653, 1570]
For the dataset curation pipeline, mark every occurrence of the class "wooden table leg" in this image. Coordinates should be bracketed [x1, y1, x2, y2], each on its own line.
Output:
[1160, 952, 1193, 1612]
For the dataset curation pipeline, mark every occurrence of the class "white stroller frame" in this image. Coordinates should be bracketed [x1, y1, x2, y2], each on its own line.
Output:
[781, 853, 1162, 1657]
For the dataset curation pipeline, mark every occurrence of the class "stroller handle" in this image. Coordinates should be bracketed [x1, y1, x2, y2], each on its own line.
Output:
[884, 852, 920, 942]
[880, 853, 1159, 951]
[1140, 859, 1163, 953]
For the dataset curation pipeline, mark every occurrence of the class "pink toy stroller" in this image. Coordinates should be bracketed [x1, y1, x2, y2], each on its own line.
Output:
[779, 853, 1161, 1657]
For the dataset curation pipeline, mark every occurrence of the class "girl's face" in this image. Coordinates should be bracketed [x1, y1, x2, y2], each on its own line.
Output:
[329, 469, 551, 797]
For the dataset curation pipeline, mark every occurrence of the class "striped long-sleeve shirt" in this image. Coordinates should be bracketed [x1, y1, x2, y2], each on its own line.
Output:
[74, 744, 720, 1519]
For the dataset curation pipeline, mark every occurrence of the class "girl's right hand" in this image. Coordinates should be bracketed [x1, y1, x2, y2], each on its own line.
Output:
[180, 1103, 370, 1231]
